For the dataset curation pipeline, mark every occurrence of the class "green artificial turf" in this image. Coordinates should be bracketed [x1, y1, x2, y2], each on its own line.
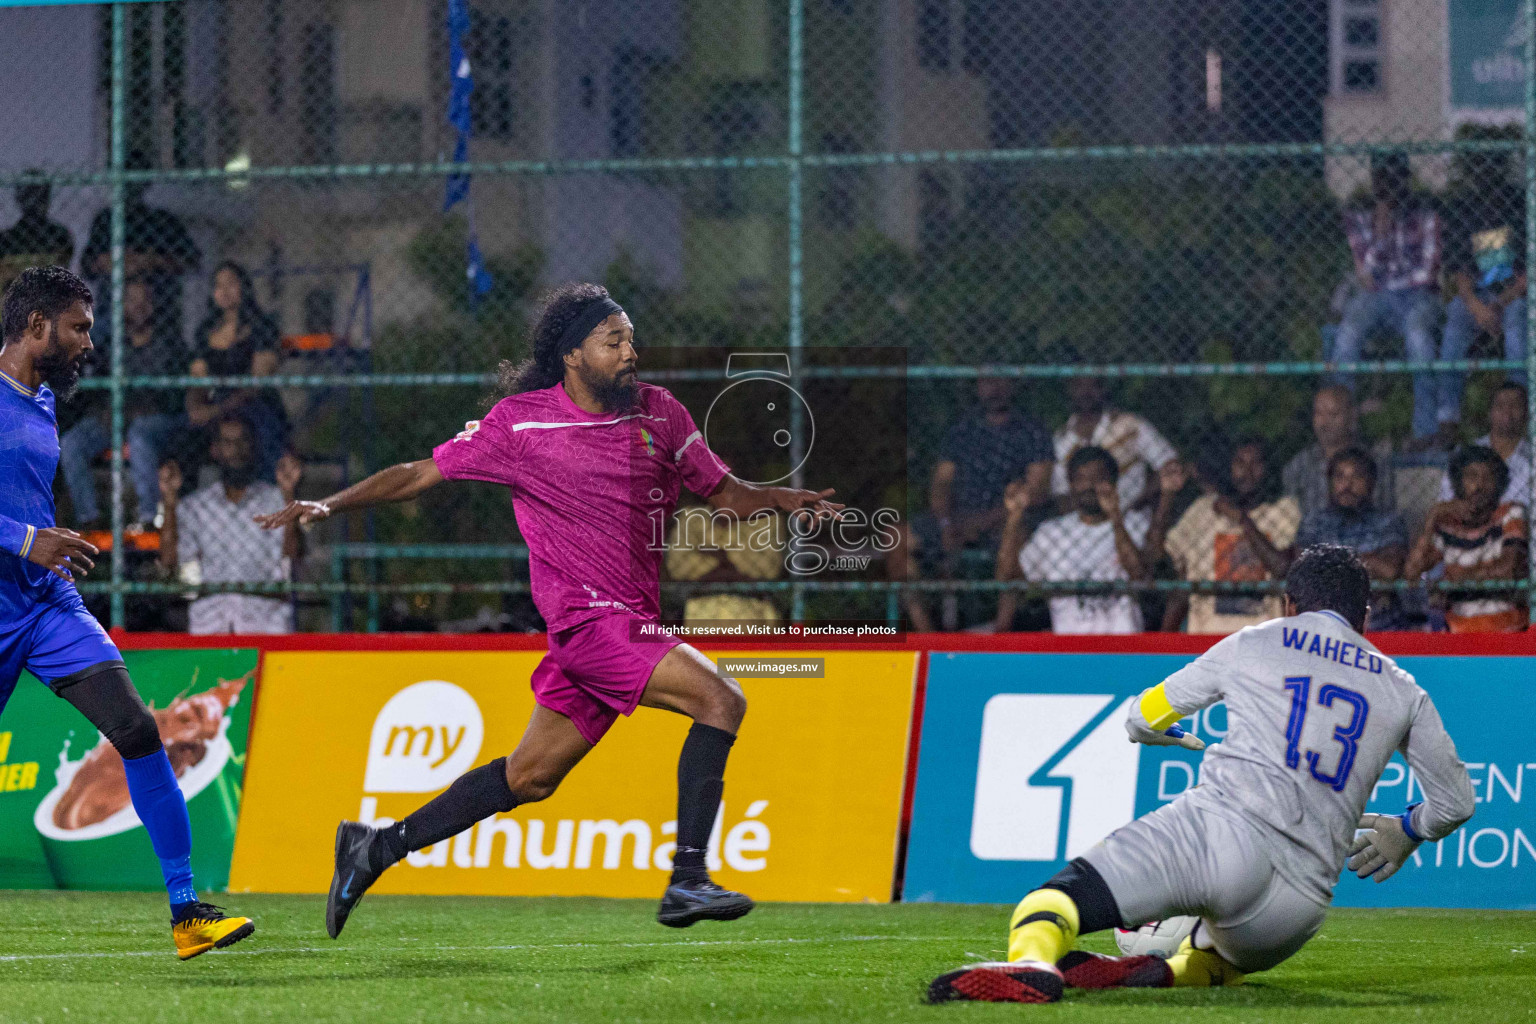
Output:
[0, 892, 1530, 1023]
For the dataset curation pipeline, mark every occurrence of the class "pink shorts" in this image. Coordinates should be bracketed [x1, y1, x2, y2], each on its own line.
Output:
[530, 614, 683, 745]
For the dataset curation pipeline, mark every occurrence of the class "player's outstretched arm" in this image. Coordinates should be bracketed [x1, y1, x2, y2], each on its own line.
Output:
[1124, 688, 1206, 751]
[253, 459, 444, 530]
[706, 474, 845, 522]
[1351, 690, 1475, 883]
[1121, 633, 1241, 751]
[1397, 693, 1476, 842]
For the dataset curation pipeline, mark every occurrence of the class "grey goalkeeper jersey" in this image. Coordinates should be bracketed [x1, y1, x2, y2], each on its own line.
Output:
[1129, 610, 1476, 904]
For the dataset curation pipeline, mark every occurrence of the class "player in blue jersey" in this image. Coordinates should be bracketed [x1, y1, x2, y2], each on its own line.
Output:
[0, 267, 253, 959]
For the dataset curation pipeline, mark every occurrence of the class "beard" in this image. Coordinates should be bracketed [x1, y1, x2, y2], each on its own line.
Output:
[219, 463, 258, 489]
[579, 362, 638, 412]
[35, 331, 85, 401]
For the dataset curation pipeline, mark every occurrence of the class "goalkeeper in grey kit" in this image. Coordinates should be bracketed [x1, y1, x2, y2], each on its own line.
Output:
[929, 544, 1476, 1004]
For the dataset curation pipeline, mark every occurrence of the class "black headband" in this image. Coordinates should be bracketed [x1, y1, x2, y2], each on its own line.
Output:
[555, 296, 626, 358]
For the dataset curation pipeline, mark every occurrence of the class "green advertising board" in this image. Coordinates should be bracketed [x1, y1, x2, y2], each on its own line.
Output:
[1450, 0, 1527, 112]
[0, 649, 256, 891]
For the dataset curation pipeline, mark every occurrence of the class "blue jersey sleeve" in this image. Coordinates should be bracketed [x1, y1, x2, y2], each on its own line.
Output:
[0, 513, 37, 560]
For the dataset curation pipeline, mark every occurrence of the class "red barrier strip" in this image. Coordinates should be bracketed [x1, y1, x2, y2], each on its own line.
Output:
[891, 649, 930, 902]
[110, 630, 1536, 657]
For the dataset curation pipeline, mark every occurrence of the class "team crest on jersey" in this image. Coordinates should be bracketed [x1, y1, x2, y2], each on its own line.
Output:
[636, 426, 656, 456]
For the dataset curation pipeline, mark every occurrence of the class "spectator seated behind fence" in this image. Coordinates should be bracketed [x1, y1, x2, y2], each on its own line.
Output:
[665, 504, 782, 628]
[1436, 382, 1531, 508]
[893, 376, 1053, 632]
[0, 177, 73, 296]
[1282, 384, 1396, 516]
[58, 278, 185, 530]
[1437, 129, 1528, 448]
[999, 445, 1150, 635]
[157, 415, 303, 635]
[1406, 444, 1529, 634]
[82, 172, 201, 337]
[1148, 438, 1300, 634]
[1050, 377, 1176, 513]
[1335, 155, 1443, 445]
[186, 261, 289, 480]
[1294, 447, 1409, 630]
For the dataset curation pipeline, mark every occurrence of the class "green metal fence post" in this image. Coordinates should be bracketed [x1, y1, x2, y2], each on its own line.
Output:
[108, 2, 127, 630]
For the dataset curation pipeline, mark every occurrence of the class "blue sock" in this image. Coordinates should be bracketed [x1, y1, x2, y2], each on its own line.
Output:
[121, 748, 198, 910]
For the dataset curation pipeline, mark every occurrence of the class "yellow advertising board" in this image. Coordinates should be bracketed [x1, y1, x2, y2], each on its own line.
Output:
[229, 649, 916, 902]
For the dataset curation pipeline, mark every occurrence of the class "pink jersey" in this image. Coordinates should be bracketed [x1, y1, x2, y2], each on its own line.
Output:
[431, 381, 730, 631]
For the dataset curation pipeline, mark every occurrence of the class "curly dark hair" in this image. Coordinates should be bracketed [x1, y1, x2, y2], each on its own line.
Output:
[1286, 543, 1371, 633]
[1, 265, 92, 344]
[1067, 444, 1119, 483]
[1448, 444, 1510, 502]
[1327, 444, 1378, 488]
[494, 281, 612, 399]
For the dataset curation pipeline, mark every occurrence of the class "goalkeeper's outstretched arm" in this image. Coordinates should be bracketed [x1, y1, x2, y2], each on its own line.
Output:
[1123, 631, 1237, 750]
[254, 459, 444, 530]
[1399, 692, 1476, 843]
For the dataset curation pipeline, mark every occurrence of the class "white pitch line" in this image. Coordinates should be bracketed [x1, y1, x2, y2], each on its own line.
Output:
[0, 933, 971, 965]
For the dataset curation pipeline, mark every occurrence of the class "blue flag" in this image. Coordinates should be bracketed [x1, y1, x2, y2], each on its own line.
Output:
[444, 0, 473, 213]
[444, 135, 470, 212]
[444, 0, 492, 298]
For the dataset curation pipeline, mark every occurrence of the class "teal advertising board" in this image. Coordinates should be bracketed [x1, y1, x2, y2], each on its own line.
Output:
[905, 651, 1534, 910]
[1450, 0, 1527, 112]
[0, 649, 256, 891]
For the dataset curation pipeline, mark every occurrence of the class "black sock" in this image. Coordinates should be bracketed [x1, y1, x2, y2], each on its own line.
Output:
[375, 757, 518, 869]
[671, 723, 736, 883]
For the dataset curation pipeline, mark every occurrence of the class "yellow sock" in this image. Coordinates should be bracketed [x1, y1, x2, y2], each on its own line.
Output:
[1006, 888, 1080, 964]
[1165, 938, 1246, 987]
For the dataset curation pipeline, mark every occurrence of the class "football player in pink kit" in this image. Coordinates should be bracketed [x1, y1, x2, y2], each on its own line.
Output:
[257, 282, 843, 933]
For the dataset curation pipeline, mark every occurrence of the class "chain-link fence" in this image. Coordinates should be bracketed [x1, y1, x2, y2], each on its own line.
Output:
[1, 0, 1531, 635]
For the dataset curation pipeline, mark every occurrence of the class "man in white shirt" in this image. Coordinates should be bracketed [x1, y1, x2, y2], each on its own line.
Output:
[1436, 382, 1532, 506]
[1050, 378, 1176, 511]
[1000, 446, 1150, 634]
[158, 414, 303, 634]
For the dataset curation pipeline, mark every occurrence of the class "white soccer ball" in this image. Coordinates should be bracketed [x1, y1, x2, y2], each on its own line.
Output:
[1113, 916, 1198, 958]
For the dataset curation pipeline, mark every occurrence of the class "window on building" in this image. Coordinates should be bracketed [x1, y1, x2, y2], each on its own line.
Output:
[96, 1, 205, 167]
[468, 7, 517, 140]
[611, 46, 669, 157]
[1205, 48, 1222, 113]
[1330, 0, 1382, 95]
[299, 21, 337, 163]
[917, 0, 951, 72]
[265, 0, 285, 116]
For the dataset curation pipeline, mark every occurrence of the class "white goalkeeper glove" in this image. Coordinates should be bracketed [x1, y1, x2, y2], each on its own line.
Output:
[1347, 810, 1422, 882]
[1126, 721, 1206, 751]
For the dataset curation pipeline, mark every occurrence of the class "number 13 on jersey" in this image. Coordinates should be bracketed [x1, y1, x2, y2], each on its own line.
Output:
[1282, 676, 1370, 793]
